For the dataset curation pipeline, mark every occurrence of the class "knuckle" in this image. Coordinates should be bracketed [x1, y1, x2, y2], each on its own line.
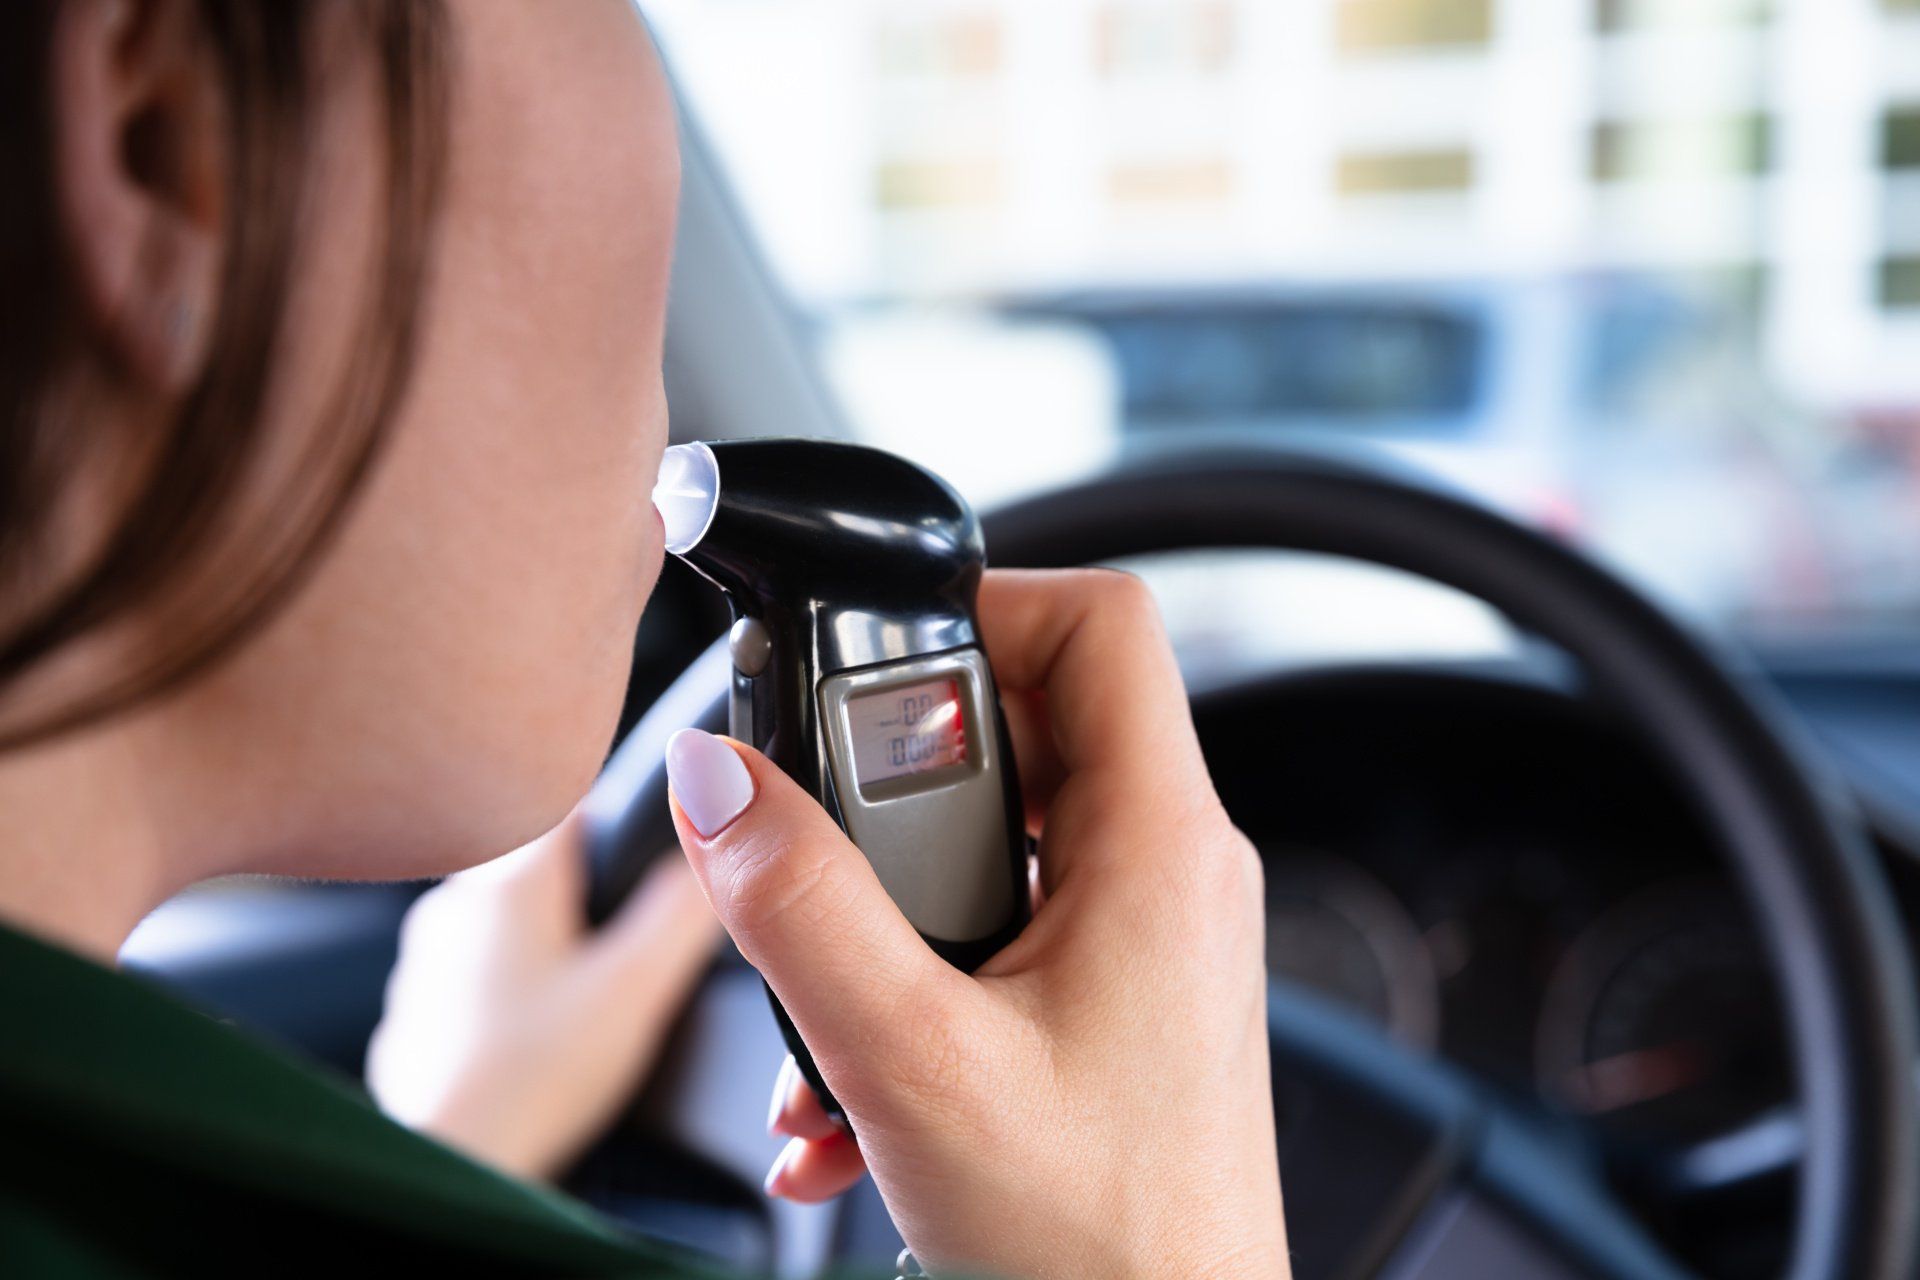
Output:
[712, 826, 807, 931]
[1213, 827, 1270, 958]
[1215, 824, 1267, 913]
[396, 882, 459, 951]
[712, 826, 849, 944]
[1166, 813, 1265, 926]
[1086, 565, 1159, 622]
[1237, 834, 1267, 908]
[1230, 834, 1268, 932]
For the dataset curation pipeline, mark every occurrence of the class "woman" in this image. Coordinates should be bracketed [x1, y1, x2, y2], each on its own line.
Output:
[0, 2, 1288, 1276]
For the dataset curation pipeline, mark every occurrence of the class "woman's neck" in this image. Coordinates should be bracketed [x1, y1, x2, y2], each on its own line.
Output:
[0, 728, 184, 963]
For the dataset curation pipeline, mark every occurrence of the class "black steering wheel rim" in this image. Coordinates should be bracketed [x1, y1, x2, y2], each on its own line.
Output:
[975, 441, 1918, 1280]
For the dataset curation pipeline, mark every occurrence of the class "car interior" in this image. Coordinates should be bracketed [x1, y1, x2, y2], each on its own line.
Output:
[119, 10, 1920, 1280]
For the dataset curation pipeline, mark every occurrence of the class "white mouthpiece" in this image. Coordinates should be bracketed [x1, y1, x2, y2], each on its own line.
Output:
[653, 442, 720, 556]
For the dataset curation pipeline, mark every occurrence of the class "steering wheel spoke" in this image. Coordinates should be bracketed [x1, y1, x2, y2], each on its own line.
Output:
[1269, 985, 1684, 1280]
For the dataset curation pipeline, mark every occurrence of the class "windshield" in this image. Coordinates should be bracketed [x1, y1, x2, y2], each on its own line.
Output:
[647, 0, 1920, 654]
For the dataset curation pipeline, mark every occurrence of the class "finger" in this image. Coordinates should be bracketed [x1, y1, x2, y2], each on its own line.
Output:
[764, 1132, 868, 1204]
[462, 807, 588, 899]
[585, 849, 720, 993]
[665, 728, 957, 1065]
[766, 1056, 841, 1141]
[1000, 686, 1064, 833]
[978, 570, 1216, 888]
[396, 810, 589, 984]
[977, 569, 1204, 790]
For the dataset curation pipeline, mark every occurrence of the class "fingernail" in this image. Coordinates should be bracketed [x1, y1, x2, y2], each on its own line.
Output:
[666, 728, 755, 837]
[764, 1136, 802, 1198]
[767, 1058, 796, 1136]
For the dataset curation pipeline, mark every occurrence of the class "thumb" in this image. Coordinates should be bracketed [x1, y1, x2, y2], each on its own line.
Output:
[664, 728, 947, 1056]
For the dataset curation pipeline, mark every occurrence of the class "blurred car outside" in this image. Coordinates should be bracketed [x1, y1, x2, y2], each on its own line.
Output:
[820, 273, 1920, 648]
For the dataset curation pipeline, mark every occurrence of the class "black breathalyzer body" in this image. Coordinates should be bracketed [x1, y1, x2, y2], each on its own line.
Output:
[654, 437, 1031, 1122]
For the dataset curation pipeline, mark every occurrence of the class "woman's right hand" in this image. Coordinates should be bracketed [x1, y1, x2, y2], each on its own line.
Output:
[663, 569, 1288, 1279]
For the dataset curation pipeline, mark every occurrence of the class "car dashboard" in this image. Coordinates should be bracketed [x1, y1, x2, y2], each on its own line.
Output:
[1205, 653, 1920, 1279]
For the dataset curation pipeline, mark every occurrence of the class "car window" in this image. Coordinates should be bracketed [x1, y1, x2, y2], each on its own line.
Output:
[1008, 298, 1486, 425]
[646, 0, 1920, 670]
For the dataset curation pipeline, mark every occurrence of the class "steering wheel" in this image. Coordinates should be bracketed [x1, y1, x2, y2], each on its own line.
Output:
[583, 443, 1918, 1280]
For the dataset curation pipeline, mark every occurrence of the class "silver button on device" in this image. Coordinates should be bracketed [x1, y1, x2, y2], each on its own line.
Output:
[729, 616, 772, 677]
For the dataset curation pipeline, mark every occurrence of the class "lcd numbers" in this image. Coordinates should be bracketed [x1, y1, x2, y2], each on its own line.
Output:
[846, 676, 969, 788]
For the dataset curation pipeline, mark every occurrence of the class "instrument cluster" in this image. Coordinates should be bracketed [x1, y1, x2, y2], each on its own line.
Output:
[1199, 668, 1792, 1149]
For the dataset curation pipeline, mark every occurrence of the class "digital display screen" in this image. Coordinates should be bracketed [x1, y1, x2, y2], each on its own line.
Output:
[846, 677, 969, 789]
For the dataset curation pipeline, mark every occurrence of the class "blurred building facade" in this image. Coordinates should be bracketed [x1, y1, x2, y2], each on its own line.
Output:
[650, 0, 1920, 410]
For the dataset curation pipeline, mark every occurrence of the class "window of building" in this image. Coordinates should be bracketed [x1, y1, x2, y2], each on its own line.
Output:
[877, 14, 1003, 79]
[1592, 114, 1772, 182]
[1108, 159, 1235, 206]
[1336, 147, 1475, 195]
[1596, 0, 1771, 32]
[1336, 0, 1492, 54]
[876, 159, 1003, 210]
[1886, 108, 1920, 171]
[1096, 2, 1235, 76]
[1885, 257, 1920, 309]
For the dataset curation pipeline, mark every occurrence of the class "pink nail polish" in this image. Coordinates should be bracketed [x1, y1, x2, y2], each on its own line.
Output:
[767, 1058, 795, 1136]
[764, 1138, 800, 1198]
[665, 728, 755, 837]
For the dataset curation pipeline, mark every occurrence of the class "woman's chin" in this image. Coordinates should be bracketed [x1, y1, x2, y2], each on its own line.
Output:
[271, 716, 614, 883]
[290, 796, 582, 883]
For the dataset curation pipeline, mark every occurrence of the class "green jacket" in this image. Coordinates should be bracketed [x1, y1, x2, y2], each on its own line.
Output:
[0, 921, 727, 1278]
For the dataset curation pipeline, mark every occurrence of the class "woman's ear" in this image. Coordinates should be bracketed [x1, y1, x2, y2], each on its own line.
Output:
[51, 0, 224, 395]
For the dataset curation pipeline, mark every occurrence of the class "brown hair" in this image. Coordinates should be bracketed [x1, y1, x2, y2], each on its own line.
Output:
[0, 0, 449, 750]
